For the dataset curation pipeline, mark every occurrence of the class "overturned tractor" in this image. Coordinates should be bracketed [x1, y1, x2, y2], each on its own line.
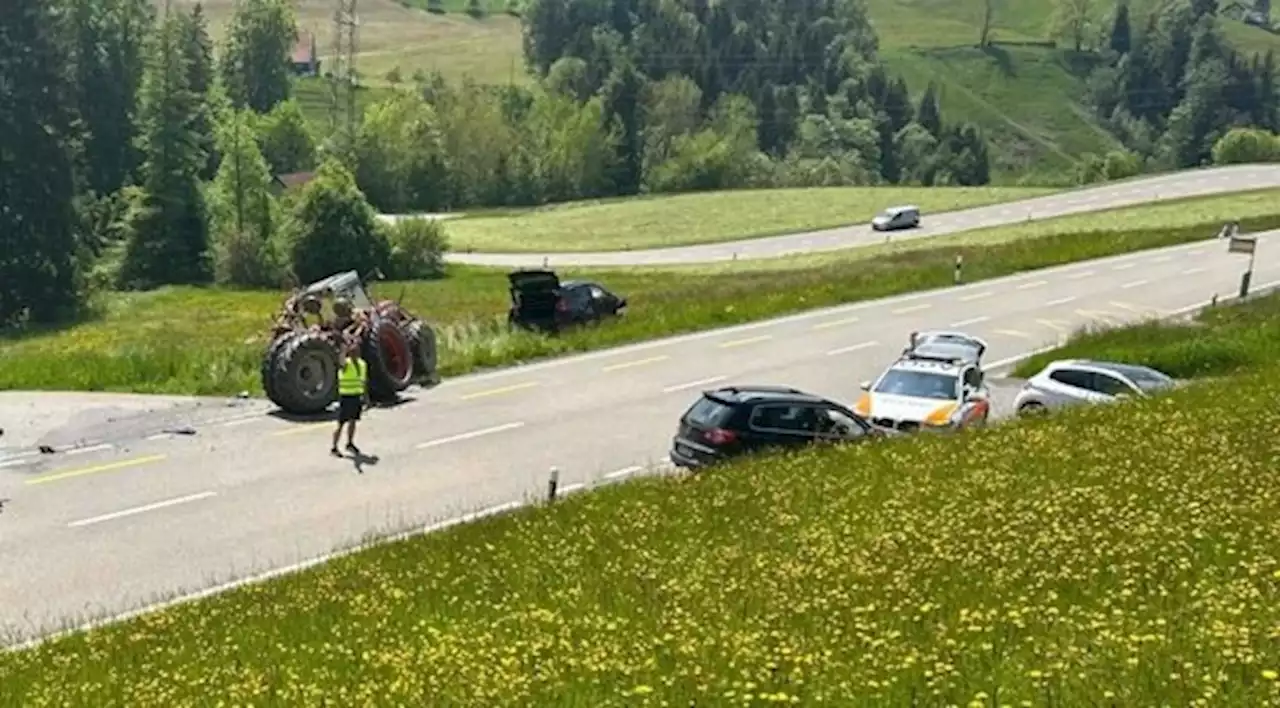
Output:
[261, 270, 439, 415]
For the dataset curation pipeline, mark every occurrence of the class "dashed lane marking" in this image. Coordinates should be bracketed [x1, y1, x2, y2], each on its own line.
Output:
[1016, 280, 1048, 290]
[67, 491, 217, 528]
[811, 315, 861, 330]
[1120, 279, 1149, 289]
[1067, 270, 1096, 279]
[1112, 263, 1135, 271]
[891, 303, 930, 315]
[602, 355, 669, 372]
[458, 381, 540, 401]
[719, 334, 773, 348]
[1181, 267, 1205, 275]
[416, 422, 526, 450]
[1036, 318, 1072, 333]
[25, 455, 168, 486]
[827, 340, 880, 356]
[993, 329, 1034, 339]
[662, 376, 727, 394]
[959, 291, 992, 302]
[1044, 296, 1077, 306]
[949, 315, 989, 327]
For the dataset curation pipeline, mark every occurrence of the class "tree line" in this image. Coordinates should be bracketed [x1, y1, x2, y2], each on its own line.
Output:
[1, 0, 445, 329]
[1066, 0, 1280, 181]
[374, 0, 992, 211]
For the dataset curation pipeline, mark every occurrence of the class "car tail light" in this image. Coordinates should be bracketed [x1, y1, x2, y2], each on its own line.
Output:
[704, 428, 737, 445]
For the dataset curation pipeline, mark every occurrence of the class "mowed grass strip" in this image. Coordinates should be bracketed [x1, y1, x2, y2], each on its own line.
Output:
[1013, 288, 1280, 380]
[4, 191, 1280, 397]
[6, 358, 1280, 703]
[445, 185, 1056, 252]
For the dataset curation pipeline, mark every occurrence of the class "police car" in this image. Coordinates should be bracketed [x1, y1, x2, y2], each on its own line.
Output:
[853, 330, 991, 433]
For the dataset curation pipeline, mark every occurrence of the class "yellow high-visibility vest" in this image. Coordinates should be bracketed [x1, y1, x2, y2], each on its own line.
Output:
[338, 358, 367, 396]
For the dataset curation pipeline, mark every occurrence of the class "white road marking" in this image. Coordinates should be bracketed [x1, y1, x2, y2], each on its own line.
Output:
[0, 458, 33, 470]
[827, 340, 880, 356]
[949, 315, 990, 327]
[1112, 263, 1135, 271]
[220, 417, 259, 427]
[1044, 296, 1077, 306]
[994, 329, 1033, 339]
[719, 334, 773, 348]
[1181, 267, 1205, 275]
[1120, 279, 1149, 289]
[416, 422, 525, 450]
[812, 315, 861, 330]
[1016, 280, 1048, 290]
[559, 483, 586, 495]
[959, 291, 992, 301]
[662, 376, 727, 394]
[604, 465, 642, 480]
[1151, 255, 1173, 263]
[64, 443, 112, 457]
[602, 355, 669, 372]
[891, 303, 930, 314]
[1067, 270, 1096, 279]
[985, 341, 1068, 372]
[146, 434, 168, 441]
[67, 491, 217, 529]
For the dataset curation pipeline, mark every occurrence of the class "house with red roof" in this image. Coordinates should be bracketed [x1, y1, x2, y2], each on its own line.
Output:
[290, 31, 320, 77]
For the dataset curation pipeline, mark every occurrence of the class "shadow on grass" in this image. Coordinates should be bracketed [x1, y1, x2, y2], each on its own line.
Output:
[980, 44, 1015, 76]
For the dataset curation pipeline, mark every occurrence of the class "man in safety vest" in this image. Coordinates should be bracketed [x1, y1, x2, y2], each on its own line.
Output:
[331, 337, 367, 457]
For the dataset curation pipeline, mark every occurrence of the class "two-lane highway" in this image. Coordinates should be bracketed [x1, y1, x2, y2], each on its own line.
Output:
[446, 164, 1280, 266]
[2, 230, 1276, 645]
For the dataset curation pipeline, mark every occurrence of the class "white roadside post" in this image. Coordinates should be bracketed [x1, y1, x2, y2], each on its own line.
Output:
[954, 254, 963, 284]
[1227, 230, 1257, 299]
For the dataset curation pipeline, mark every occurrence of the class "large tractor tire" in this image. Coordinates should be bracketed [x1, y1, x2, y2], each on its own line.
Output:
[267, 331, 340, 415]
[405, 319, 439, 385]
[361, 317, 414, 402]
[260, 333, 294, 404]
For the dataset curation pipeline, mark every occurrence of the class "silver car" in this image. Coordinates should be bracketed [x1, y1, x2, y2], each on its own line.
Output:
[871, 205, 920, 231]
[1013, 359, 1177, 416]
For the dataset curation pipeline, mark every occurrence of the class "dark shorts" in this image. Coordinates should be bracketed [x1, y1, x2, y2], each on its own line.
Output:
[338, 394, 363, 423]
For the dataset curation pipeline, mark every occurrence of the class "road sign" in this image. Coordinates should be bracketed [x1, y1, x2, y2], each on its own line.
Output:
[1228, 235, 1257, 255]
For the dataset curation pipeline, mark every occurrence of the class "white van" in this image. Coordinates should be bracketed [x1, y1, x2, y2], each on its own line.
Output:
[871, 205, 921, 232]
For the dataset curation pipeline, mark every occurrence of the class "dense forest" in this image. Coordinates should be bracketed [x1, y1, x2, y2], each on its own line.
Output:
[3, 0, 1280, 330]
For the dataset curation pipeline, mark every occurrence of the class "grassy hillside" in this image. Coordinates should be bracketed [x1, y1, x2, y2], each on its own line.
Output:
[161, 0, 1280, 180]
[7, 294, 1280, 705]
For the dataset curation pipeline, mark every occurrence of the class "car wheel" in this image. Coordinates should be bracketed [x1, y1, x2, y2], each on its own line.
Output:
[1017, 401, 1048, 417]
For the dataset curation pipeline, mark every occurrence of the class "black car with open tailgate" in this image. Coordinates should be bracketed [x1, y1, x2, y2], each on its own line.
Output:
[507, 268, 626, 333]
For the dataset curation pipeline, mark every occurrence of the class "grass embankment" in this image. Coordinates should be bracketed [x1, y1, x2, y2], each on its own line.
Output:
[6, 308, 1280, 704]
[1013, 288, 1280, 380]
[4, 189, 1279, 397]
[446, 185, 1056, 252]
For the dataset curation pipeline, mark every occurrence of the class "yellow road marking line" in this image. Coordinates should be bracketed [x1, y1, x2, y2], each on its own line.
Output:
[459, 381, 540, 400]
[1036, 318, 1071, 333]
[271, 422, 331, 437]
[1076, 309, 1118, 323]
[603, 355, 669, 372]
[719, 334, 773, 348]
[26, 455, 167, 486]
[994, 328, 1033, 339]
[891, 303, 931, 314]
[812, 315, 860, 330]
[1109, 301, 1164, 315]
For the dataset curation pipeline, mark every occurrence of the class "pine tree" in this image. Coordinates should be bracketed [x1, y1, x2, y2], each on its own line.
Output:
[916, 82, 943, 137]
[119, 9, 211, 288]
[0, 0, 86, 325]
[219, 0, 297, 114]
[1110, 1, 1132, 56]
[67, 0, 153, 197]
[209, 108, 282, 287]
[180, 3, 218, 179]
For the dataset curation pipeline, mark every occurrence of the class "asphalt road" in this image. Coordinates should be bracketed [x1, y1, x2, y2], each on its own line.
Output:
[2, 230, 1277, 646]
[445, 164, 1280, 267]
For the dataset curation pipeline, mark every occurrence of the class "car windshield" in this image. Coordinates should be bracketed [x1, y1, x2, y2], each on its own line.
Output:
[1092, 362, 1175, 393]
[873, 369, 958, 400]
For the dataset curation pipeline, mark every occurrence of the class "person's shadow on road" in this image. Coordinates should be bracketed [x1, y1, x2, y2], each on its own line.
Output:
[346, 450, 380, 474]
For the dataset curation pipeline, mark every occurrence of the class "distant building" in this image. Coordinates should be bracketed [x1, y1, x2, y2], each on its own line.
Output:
[271, 171, 317, 195]
[290, 31, 320, 77]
